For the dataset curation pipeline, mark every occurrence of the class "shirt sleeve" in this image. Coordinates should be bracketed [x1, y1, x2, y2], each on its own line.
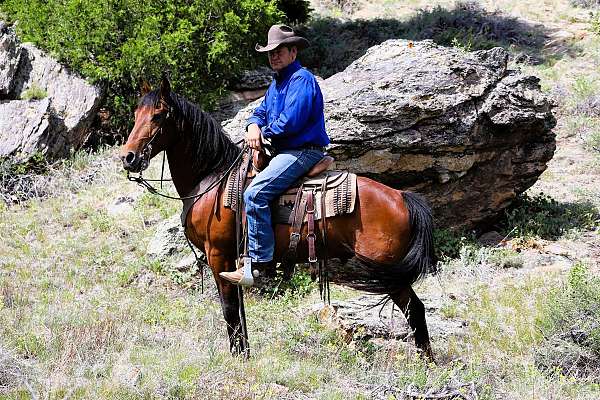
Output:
[261, 75, 315, 139]
[246, 90, 269, 130]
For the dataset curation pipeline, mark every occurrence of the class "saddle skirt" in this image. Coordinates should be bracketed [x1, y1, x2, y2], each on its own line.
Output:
[223, 157, 357, 224]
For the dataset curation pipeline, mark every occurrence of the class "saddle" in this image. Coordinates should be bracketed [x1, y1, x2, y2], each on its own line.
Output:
[222, 149, 358, 287]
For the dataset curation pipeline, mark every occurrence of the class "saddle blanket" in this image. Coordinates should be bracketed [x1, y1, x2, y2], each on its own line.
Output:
[223, 168, 358, 224]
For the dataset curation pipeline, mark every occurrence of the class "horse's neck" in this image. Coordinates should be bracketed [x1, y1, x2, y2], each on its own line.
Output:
[166, 138, 203, 198]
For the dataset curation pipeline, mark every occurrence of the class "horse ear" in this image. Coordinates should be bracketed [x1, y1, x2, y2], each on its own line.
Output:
[160, 73, 171, 99]
[140, 79, 152, 96]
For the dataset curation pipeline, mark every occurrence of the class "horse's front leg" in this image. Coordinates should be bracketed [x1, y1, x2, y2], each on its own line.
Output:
[210, 255, 248, 356]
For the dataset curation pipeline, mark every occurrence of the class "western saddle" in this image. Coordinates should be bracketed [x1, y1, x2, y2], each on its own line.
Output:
[223, 149, 357, 287]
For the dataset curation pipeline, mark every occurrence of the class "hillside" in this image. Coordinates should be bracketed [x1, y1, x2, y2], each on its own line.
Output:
[1, 1, 600, 399]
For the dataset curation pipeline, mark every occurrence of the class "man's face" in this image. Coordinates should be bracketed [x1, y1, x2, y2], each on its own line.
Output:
[268, 46, 297, 72]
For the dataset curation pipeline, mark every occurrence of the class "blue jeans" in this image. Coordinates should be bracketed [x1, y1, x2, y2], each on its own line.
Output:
[244, 149, 324, 262]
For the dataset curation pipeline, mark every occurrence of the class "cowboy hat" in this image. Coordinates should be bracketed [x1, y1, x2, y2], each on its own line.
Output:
[255, 24, 310, 52]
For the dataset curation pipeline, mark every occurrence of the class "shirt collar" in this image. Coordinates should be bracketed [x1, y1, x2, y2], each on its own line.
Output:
[275, 60, 301, 83]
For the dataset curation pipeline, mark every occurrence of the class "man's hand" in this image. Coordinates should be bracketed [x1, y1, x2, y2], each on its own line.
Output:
[246, 124, 263, 151]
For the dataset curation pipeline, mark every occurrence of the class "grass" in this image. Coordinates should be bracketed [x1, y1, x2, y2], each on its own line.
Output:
[19, 84, 47, 101]
[535, 262, 600, 382]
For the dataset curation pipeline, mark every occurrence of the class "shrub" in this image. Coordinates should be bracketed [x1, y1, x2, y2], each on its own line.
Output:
[1, 0, 282, 136]
[535, 263, 600, 381]
[20, 84, 47, 100]
[277, 0, 312, 24]
[298, 2, 547, 78]
[570, 0, 600, 8]
[592, 11, 600, 35]
[501, 193, 598, 240]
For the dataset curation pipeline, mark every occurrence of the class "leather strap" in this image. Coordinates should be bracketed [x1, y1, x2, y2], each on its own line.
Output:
[306, 189, 317, 266]
[282, 186, 307, 278]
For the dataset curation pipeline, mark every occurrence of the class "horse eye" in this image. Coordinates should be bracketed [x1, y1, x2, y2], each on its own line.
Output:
[151, 114, 163, 122]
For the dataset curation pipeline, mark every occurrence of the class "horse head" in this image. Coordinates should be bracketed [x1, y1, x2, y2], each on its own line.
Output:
[120, 76, 176, 173]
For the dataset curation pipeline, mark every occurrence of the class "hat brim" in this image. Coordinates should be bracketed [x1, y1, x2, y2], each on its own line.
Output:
[255, 37, 309, 52]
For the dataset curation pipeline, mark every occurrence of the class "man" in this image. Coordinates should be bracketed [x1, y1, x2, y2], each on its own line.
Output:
[220, 24, 330, 285]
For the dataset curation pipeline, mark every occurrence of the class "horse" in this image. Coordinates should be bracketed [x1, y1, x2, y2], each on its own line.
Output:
[120, 77, 437, 360]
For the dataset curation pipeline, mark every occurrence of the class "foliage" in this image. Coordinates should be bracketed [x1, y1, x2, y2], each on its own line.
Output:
[20, 84, 47, 101]
[277, 0, 312, 24]
[501, 193, 598, 240]
[433, 228, 477, 260]
[0, 0, 282, 135]
[570, 0, 600, 8]
[592, 11, 600, 35]
[299, 1, 546, 78]
[536, 263, 600, 380]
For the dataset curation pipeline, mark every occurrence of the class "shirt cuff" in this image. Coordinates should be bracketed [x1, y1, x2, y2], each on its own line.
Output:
[246, 118, 262, 131]
[261, 125, 272, 138]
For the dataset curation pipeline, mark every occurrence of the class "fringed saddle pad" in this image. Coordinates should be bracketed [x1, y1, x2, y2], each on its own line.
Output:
[223, 165, 358, 225]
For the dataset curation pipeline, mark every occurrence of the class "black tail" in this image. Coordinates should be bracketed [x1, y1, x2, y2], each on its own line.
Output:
[330, 192, 437, 294]
[399, 191, 437, 284]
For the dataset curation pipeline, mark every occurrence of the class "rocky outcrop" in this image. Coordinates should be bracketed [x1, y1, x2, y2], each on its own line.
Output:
[0, 99, 51, 156]
[224, 39, 556, 228]
[0, 22, 21, 96]
[146, 215, 189, 259]
[0, 22, 103, 160]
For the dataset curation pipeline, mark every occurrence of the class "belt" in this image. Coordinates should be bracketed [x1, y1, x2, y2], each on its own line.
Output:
[300, 145, 326, 152]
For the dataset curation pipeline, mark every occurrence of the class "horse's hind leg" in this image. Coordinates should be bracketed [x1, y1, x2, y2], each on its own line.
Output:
[391, 286, 434, 361]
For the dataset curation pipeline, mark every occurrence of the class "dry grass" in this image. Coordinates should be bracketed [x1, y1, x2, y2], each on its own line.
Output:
[1, 1, 600, 399]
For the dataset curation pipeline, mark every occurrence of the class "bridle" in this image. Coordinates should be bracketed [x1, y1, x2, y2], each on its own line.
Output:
[126, 98, 247, 201]
[137, 98, 172, 172]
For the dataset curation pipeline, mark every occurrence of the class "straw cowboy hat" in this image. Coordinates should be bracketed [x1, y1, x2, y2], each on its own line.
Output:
[255, 24, 310, 52]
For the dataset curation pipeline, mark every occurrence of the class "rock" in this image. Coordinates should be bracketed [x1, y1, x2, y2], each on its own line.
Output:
[146, 214, 188, 259]
[314, 295, 412, 342]
[0, 22, 103, 160]
[312, 292, 467, 343]
[0, 99, 51, 157]
[0, 23, 22, 96]
[230, 66, 273, 91]
[106, 196, 135, 217]
[224, 40, 556, 229]
[477, 231, 505, 247]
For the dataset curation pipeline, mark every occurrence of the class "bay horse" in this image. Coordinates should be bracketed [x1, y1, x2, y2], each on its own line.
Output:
[120, 77, 437, 360]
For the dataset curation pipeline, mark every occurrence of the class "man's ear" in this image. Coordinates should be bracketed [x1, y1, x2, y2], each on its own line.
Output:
[140, 79, 152, 96]
[159, 73, 171, 100]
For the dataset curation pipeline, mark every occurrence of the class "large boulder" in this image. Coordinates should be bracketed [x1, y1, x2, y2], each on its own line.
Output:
[223, 39, 556, 229]
[0, 99, 51, 156]
[0, 22, 22, 96]
[0, 22, 103, 160]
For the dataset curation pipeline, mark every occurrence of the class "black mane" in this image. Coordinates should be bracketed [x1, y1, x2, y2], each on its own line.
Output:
[141, 90, 241, 175]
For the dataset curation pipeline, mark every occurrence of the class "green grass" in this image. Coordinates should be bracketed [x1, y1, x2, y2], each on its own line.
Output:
[2, 1, 600, 398]
[19, 84, 47, 100]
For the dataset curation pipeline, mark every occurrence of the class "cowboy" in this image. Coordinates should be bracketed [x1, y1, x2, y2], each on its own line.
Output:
[220, 24, 330, 285]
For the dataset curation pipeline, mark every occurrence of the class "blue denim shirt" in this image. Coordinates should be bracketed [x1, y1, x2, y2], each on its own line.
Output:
[247, 60, 330, 150]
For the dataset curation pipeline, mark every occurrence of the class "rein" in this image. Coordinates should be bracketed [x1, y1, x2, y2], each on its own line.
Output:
[126, 144, 245, 201]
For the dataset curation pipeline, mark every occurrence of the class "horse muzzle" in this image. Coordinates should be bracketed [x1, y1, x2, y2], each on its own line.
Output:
[121, 150, 144, 172]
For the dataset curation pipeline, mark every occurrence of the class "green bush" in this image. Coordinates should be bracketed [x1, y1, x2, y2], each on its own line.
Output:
[536, 263, 600, 380]
[1, 0, 282, 135]
[20, 83, 47, 100]
[277, 0, 312, 24]
[502, 193, 598, 240]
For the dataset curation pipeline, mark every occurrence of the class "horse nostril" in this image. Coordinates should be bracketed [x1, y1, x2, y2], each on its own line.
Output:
[125, 151, 136, 165]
